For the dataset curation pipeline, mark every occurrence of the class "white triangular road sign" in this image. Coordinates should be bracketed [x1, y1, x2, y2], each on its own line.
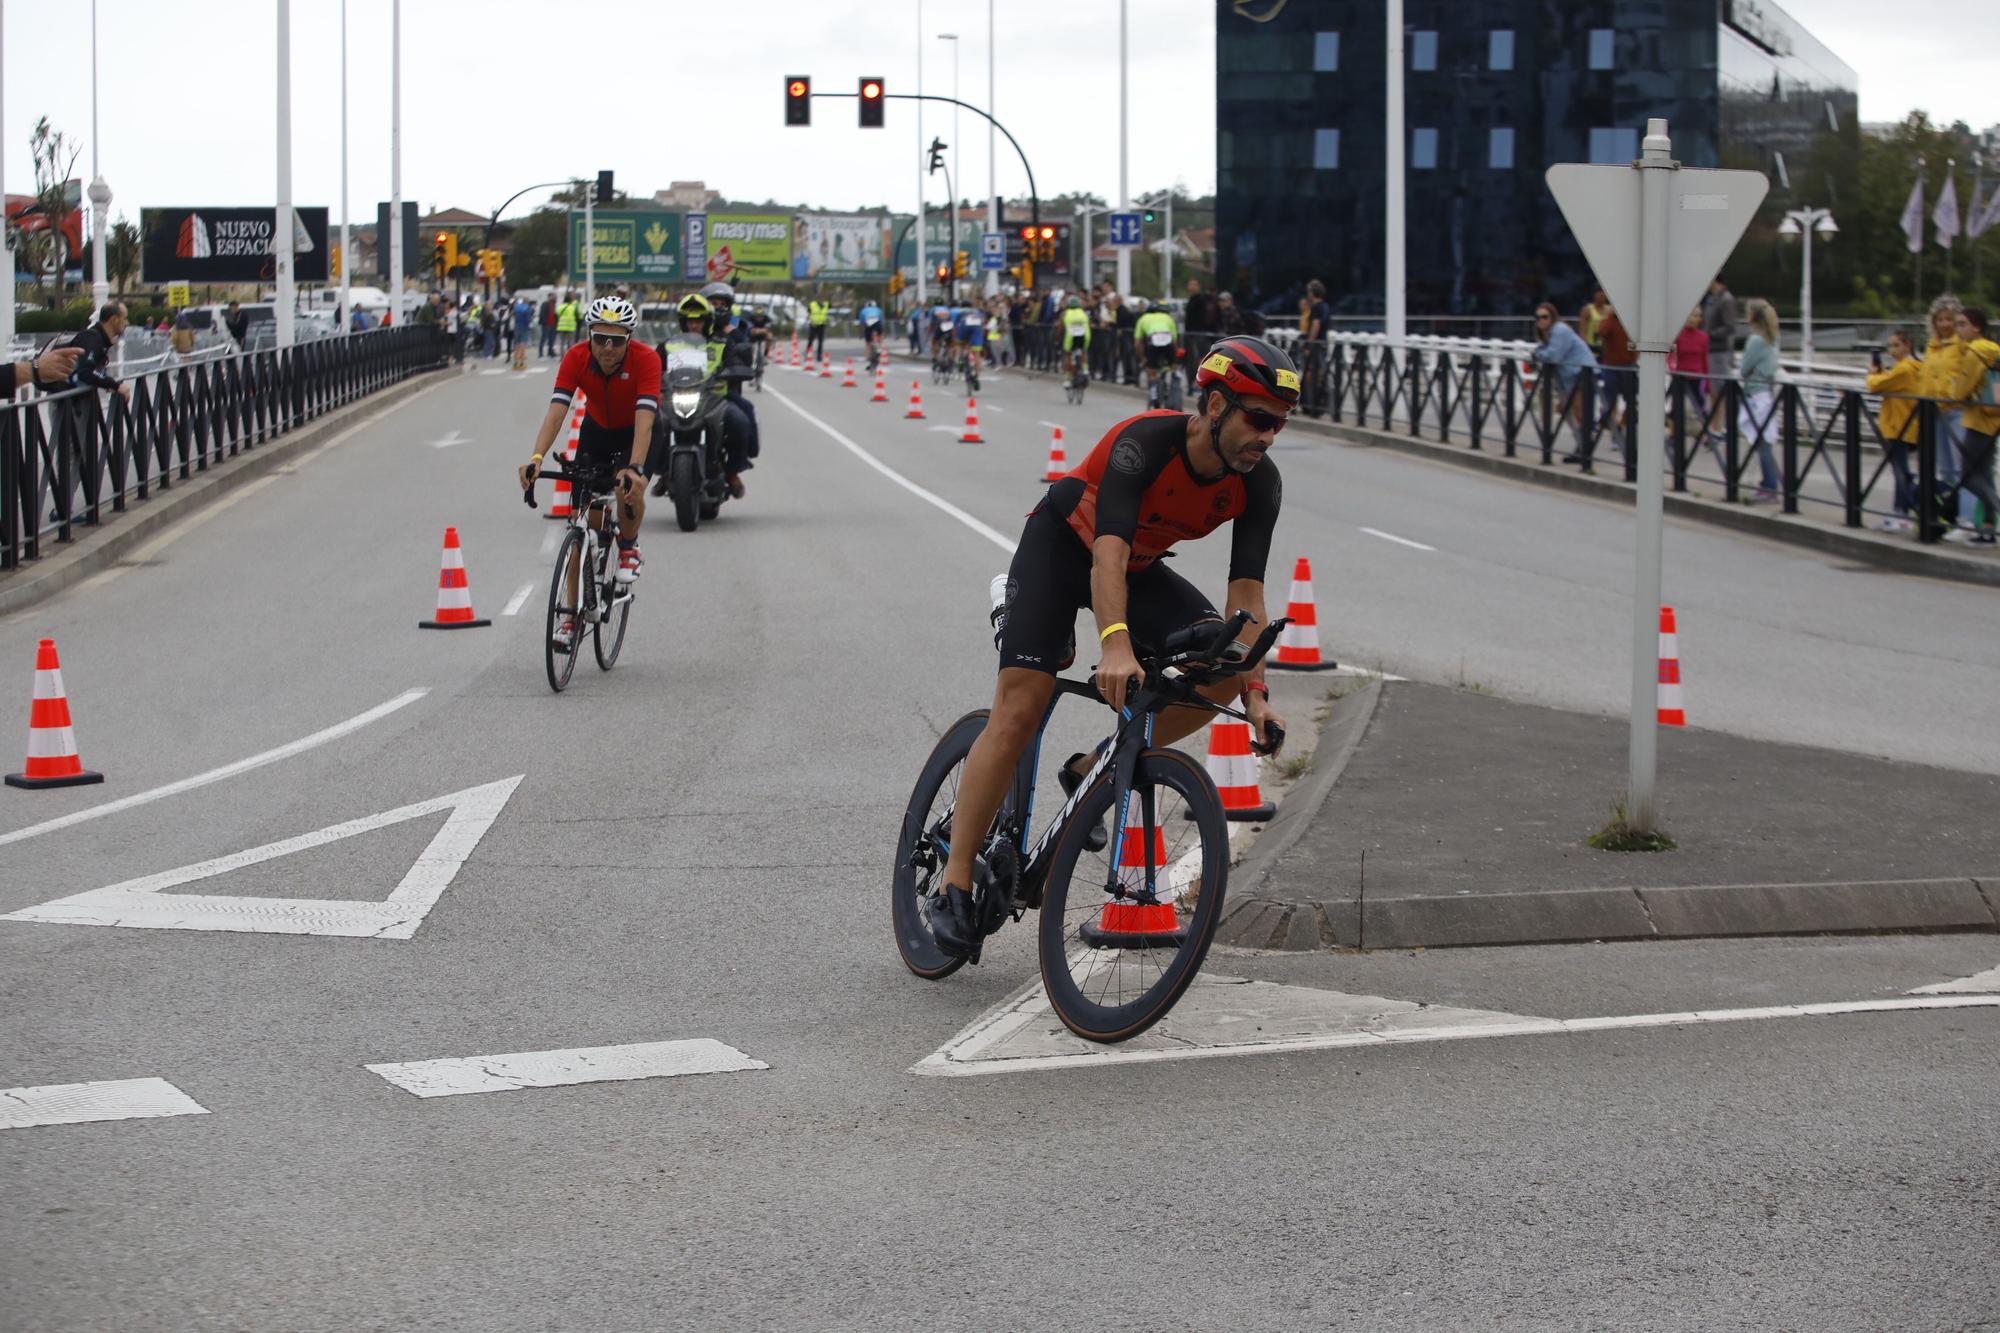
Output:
[0, 776, 523, 939]
[1546, 160, 1767, 345]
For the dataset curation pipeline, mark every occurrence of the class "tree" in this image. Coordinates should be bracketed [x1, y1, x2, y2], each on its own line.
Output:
[501, 207, 568, 288]
[22, 116, 82, 295]
[107, 214, 139, 294]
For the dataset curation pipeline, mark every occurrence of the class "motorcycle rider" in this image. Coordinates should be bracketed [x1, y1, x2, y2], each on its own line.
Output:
[653, 292, 755, 499]
[700, 280, 761, 463]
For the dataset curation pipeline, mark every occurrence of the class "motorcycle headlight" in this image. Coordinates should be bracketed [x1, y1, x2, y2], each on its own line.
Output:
[671, 391, 702, 415]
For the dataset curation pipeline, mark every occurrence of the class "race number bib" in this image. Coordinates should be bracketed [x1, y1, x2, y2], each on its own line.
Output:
[1148, 332, 1174, 347]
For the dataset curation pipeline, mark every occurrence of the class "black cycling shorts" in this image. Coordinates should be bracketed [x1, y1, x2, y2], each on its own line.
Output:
[996, 504, 1218, 675]
[1142, 342, 1179, 370]
[576, 417, 636, 479]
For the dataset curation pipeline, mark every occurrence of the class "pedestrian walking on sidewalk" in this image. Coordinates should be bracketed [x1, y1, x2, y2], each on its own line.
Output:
[1737, 299, 1783, 502]
[1944, 306, 1999, 544]
[1867, 329, 1923, 530]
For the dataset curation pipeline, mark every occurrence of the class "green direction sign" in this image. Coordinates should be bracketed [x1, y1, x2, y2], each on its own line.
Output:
[568, 211, 682, 284]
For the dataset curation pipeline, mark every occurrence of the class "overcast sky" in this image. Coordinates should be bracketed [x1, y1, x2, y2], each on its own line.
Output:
[2, 0, 1994, 227]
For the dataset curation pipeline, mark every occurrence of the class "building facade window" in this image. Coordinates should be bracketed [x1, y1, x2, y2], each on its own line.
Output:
[1411, 30, 1437, 71]
[1314, 128, 1341, 170]
[1588, 28, 1614, 70]
[1489, 127, 1515, 169]
[1489, 30, 1514, 70]
[1314, 31, 1340, 72]
[1589, 126, 1638, 163]
[1412, 128, 1439, 170]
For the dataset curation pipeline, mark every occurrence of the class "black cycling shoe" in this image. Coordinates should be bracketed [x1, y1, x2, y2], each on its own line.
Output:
[927, 884, 978, 959]
[1058, 752, 1110, 853]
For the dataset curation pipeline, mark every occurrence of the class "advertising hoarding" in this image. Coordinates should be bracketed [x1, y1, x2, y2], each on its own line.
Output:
[141, 206, 330, 283]
[704, 214, 790, 282]
[567, 211, 683, 284]
[791, 214, 891, 282]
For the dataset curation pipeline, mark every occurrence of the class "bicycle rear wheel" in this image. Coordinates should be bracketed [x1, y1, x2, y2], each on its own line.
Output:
[1038, 748, 1228, 1043]
[892, 709, 995, 980]
[545, 528, 586, 692]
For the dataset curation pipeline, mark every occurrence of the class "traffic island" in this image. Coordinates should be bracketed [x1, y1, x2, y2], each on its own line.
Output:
[1219, 679, 2000, 951]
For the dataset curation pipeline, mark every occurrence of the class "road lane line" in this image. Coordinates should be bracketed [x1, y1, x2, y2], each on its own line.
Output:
[1037, 420, 1067, 431]
[0, 1077, 209, 1130]
[766, 386, 1017, 555]
[366, 1038, 768, 1098]
[0, 687, 429, 850]
[1359, 527, 1436, 552]
[501, 582, 535, 616]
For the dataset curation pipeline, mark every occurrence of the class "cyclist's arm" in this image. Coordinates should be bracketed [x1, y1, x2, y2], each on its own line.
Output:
[1225, 461, 1282, 688]
[1089, 535, 1133, 646]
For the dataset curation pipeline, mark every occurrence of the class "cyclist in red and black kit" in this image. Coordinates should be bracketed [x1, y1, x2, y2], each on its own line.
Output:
[928, 336, 1301, 957]
[517, 296, 660, 648]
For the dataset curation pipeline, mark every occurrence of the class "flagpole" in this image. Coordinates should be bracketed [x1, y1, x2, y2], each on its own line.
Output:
[1944, 159, 1955, 294]
[1914, 157, 1925, 306]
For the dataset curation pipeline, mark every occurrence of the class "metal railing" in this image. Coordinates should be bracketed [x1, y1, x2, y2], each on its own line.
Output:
[3, 326, 452, 572]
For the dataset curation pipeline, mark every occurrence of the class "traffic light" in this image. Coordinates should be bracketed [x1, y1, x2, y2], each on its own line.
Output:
[477, 249, 503, 279]
[595, 170, 614, 205]
[888, 271, 905, 296]
[934, 263, 949, 284]
[433, 231, 449, 276]
[859, 77, 884, 128]
[927, 137, 947, 175]
[1016, 261, 1034, 290]
[1143, 208, 1156, 223]
[785, 75, 811, 126]
[953, 251, 968, 280]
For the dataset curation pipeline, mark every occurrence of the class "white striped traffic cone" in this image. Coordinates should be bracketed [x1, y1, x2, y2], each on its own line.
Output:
[418, 527, 491, 630]
[1079, 823, 1186, 949]
[1042, 426, 1069, 482]
[870, 369, 888, 402]
[548, 400, 582, 520]
[1203, 713, 1276, 821]
[819, 353, 834, 379]
[1658, 605, 1685, 727]
[790, 330, 800, 366]
[1272, 556, 1337, 672]
[904, 380, 925, 419]
[5, 638, 103, 789]
[841, 358, 857, 388]
[960, 396, 984, 443]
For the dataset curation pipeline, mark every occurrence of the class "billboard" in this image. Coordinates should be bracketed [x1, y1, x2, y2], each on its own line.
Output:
[792, 214, 892, 282]
[704, 214, 790, 282]
[567, 211, 683, 284]
[141, 206, 330, 283]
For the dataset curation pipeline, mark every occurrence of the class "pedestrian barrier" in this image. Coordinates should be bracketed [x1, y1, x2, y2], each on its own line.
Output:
[1202, 713, 1275, 821]
[1042, 426, 1069, 481]
[418, 526, 491, 630]
[5, 637, 102, 789]
[1272, 556, 1336, 671]
[960, 397, 984, 443]
[905, 381, 925, 420]
[1658, 605, 1686, 727]
[2, 325, 446, 574]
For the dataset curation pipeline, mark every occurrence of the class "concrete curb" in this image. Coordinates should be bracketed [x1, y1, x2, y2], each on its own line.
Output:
[990, 360, 2000, 590]
[0, 371, 449, 619]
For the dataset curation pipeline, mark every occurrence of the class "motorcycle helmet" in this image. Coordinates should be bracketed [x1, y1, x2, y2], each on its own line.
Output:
[699, 280, 736, 310]
[677, 292, 714, 336]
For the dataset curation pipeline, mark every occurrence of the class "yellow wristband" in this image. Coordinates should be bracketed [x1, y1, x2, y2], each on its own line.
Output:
[1099, 622, 1129, 643]
[530, 453, 544, 464]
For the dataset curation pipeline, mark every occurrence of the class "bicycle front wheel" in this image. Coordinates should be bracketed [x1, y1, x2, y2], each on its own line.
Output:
[892, 708, 994, 980]
[1038, 747, 1228, 1043]
[593, 552, 630, 671]
[545, 528, 586, 692]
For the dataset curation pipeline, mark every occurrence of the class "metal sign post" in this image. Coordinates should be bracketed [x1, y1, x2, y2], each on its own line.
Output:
[1546, 120, 1766, 833]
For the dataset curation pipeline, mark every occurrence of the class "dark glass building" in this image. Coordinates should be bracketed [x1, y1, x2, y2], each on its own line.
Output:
[1215, 0, 1858, 318]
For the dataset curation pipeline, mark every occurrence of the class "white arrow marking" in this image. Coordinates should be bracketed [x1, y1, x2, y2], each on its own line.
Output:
[2, 776, 523, 939]
[1911, 963, 2000, 994]
[367, 1038, 768, 1098]
[430, 430, 473, 449]
[0, 1077, 209, 1130]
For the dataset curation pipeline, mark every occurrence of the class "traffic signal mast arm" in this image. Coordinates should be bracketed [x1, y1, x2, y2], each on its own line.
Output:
[802, 88, 1040, 232]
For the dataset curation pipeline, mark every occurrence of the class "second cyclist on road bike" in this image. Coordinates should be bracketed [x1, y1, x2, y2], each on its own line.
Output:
[1061, 295, 1091, 383]
[858, 298, 885, 369]
[1133, 297, 1182, 406]
[927, 336, 1300, 958]
[517, 296, 659, 649]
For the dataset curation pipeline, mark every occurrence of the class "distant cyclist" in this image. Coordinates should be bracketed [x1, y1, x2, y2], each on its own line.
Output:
[858, 298, 885, 368]
[1060, 295, 1091, 384]
[954, 303, 988, 387]
[518, 296, 659, 648]
[1133, 298, 1181, 406]
[745, 302, 773, 375]
[930, 302, 956, 373]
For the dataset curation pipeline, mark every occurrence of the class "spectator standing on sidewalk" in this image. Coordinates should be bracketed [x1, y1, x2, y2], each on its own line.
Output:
[169, 310, 195, 358]
[1944, 306, 1999, 544]
[58, 302, 133, 404]
[1531, 301, 1596, 441]
[1920, 294, 1975, 532]
[1737, 298, 1783, 502]
[555, 290, 581, 345]
[512, 295, 533, 358]
[223, 300, 249, 349]
[1669, 308, 1710, 418]
[1114, 291, 1139, 384]
[1867, 329, 1923, 530]
[538, 294, 556, 357]
[1572, 301, 1636, 467]
[1579, 288, 1610, 355]
[1702, 277, 1738, 380]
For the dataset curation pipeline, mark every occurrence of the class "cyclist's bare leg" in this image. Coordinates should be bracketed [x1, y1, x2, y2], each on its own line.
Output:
[940, 666, 1059, 894]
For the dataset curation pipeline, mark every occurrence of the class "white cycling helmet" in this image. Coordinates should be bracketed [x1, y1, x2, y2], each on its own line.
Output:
[584, 295, 638, 331]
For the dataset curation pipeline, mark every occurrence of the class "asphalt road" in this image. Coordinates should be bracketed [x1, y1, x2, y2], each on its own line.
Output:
[2, 347, 1995, 1331]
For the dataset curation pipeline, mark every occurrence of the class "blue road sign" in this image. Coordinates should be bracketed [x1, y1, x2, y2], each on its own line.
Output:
[980, 231, 1006, 271]
[1107, 211, 1143, 246]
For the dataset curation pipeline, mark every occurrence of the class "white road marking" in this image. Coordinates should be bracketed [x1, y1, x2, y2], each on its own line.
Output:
[479, 368, 510, 377]
[0, 688, 430, 850]
[914, 972, 2000, 1078]
[0, 1077, 209, 1130]
[1911, 963, 2000, 994]
[501, 582, 536, 616]
[1037, 420, 1067, 431]
[540, 527, 560, 556]
[1359, 527, 1436, 552]
[927, 426, 963, 435]
[366, 1038, 767, 1098]
[3, 775, 522, 939]
[429, 430, 472, 449]
[766, 386, 1017, 554]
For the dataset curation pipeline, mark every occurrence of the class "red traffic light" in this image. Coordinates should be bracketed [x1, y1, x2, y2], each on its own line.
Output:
[1038, 226, 1055, 240]
[789, 80, 807, 97]
[861, 81, 881, 99]
[1020, 226, 1034, 239]
[785, 75, 811, 126]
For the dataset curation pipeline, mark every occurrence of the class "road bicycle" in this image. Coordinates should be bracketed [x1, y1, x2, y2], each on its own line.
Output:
[932, 339, 958, 386]
[1063, 345, 1090, 405]
[524, 460, 635, 692]
[892, 608, 1288, 1043]
[1145, 364, 1185, 412]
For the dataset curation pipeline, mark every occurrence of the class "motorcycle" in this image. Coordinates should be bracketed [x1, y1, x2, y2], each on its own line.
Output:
[648, 336, 749, 532]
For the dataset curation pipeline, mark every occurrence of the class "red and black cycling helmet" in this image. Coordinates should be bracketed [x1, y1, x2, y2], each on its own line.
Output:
[1193, 335, 1301, 407]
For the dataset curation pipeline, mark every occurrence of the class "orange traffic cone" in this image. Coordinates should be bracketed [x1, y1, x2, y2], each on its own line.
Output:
[841, 358, 857, 388]
[5, 638, 103, 789]
[904, 380, 925, 419]
[1080, 824, 1186, 949]
[790, 330, 800, 366]
[548, 400, 582, 520]
[1657, 606, 1686, 727]
[819, 353, 834, 379]
[1042, 426, 1070, 482]
[960, 396, 984, 443]
[870, 369, 888, 402]
[1203, 713, 1275, 821]
[1272, 556, 1337, 672]
[418, 527, 492, 630]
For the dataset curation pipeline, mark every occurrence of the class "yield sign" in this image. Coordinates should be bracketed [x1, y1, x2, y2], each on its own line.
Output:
[0, 776, 523, 939]
[1545, 159, 1767, 346]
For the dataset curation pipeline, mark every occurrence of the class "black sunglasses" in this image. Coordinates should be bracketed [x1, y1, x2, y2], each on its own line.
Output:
[1226, 394, 1288, 434]
[590, 332, 629, 348]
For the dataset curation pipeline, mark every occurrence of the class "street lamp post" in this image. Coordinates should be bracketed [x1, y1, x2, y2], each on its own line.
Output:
[88, 0, 109, 313]
[389, 0, 404, 322]
[1074, 203, 1107, 288]
[939, 33, 959, 285]
[914, 0, 926, 307]
[0, 0, 11, 355]
[1777, 206, 1837, 364]
[274, 0, 295, 350]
